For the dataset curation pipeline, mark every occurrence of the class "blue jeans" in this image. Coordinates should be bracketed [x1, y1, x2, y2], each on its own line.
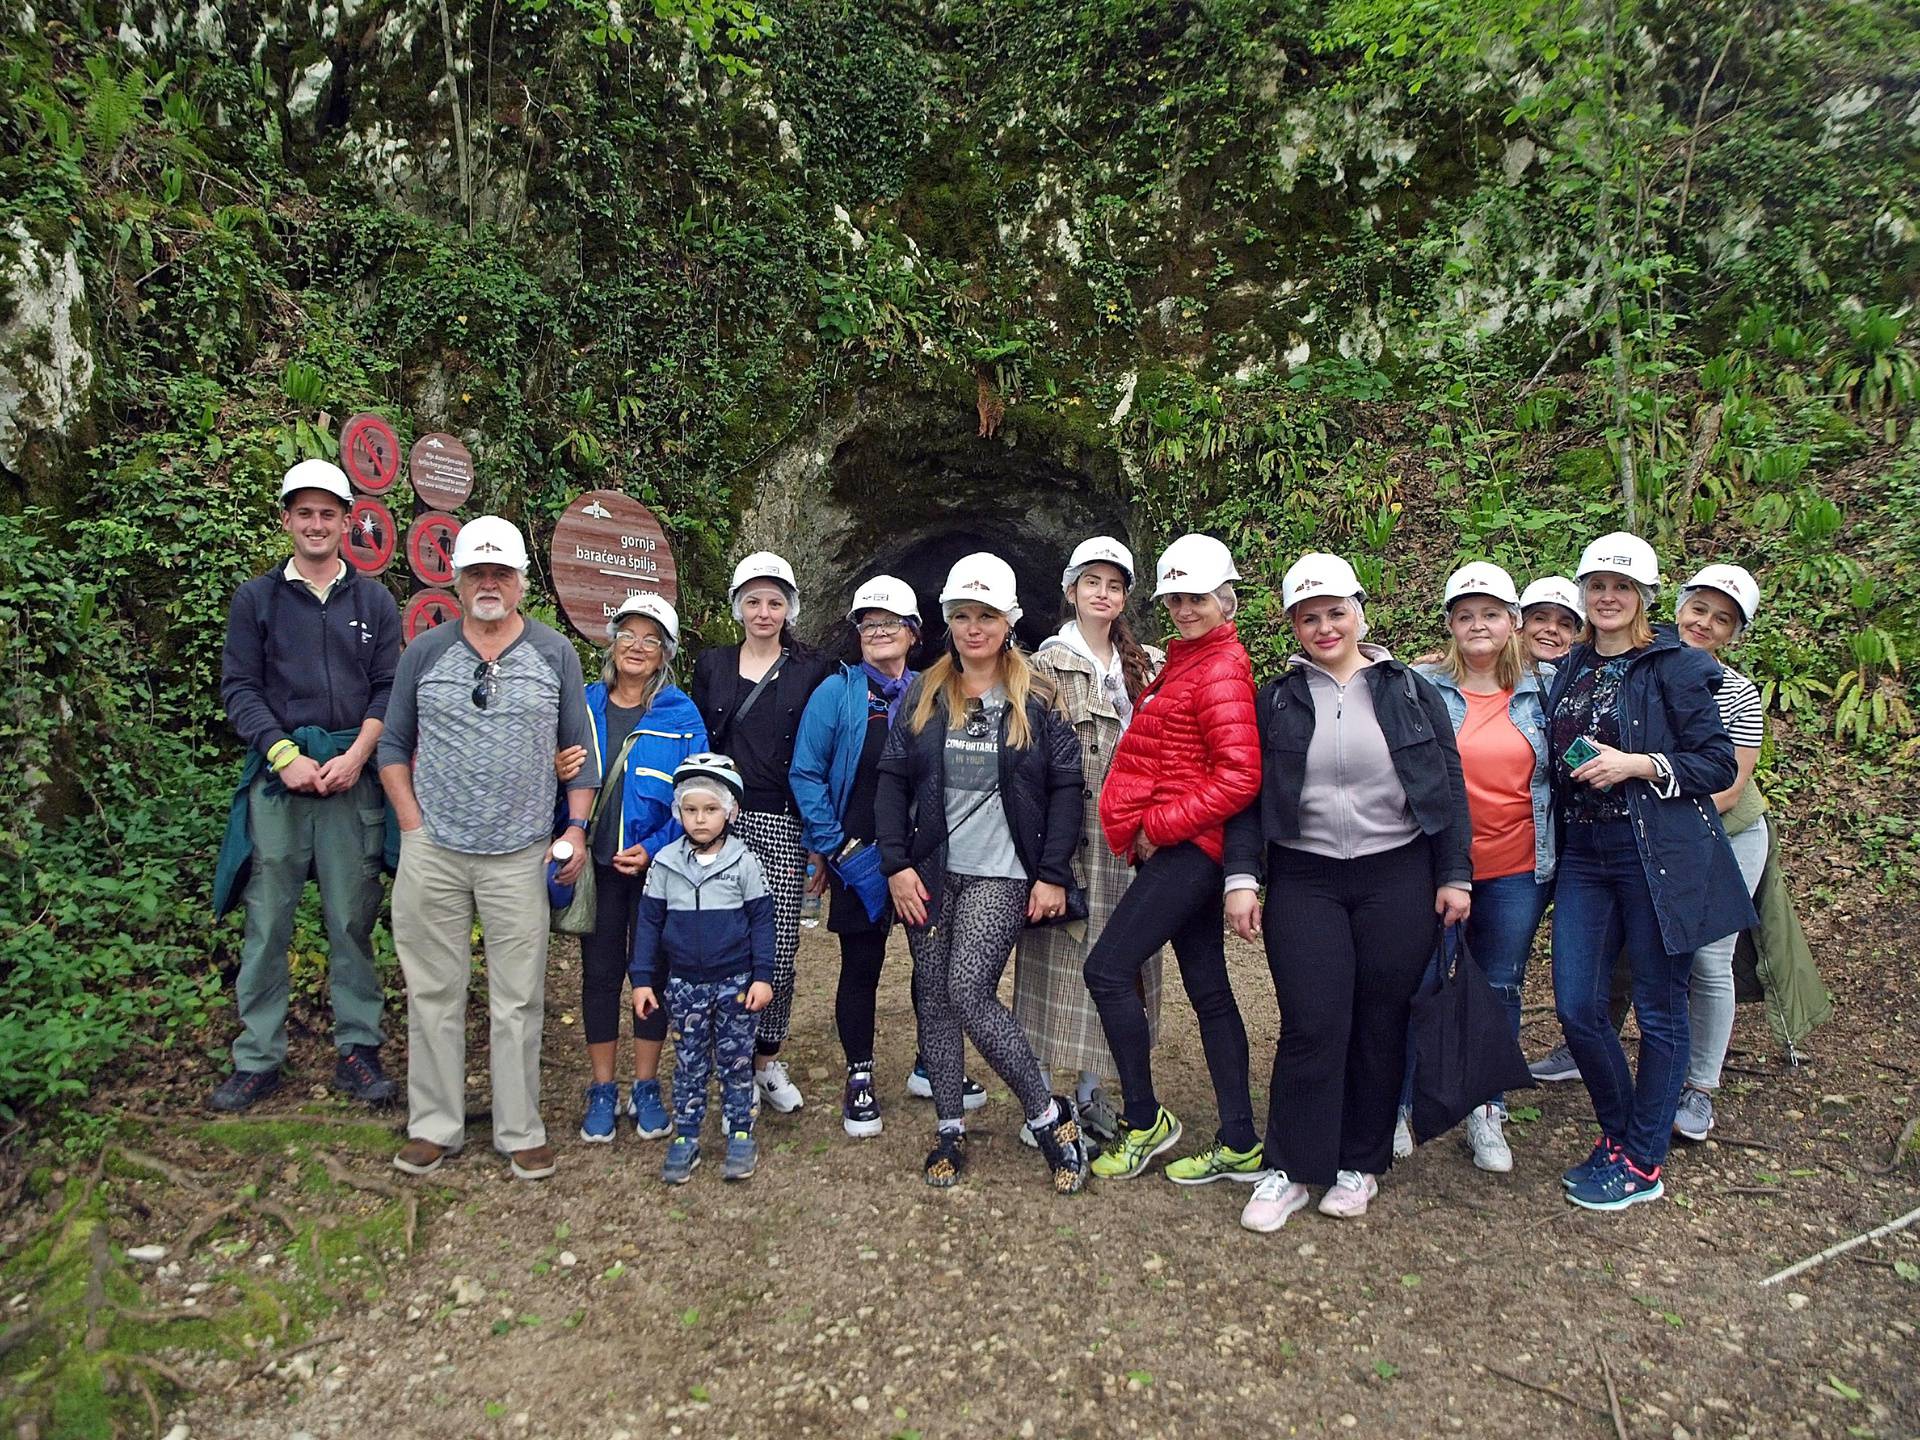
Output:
[1551, 820, 1691, 1168]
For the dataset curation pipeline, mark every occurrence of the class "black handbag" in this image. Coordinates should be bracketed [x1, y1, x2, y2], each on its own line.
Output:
[1407, 927, 1536, 1144]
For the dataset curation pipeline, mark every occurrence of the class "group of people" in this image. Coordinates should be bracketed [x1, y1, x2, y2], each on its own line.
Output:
[216, 456, 1807, 1224]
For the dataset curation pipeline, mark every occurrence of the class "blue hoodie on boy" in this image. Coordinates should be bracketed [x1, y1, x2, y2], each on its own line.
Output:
[628, 833, 776, 991]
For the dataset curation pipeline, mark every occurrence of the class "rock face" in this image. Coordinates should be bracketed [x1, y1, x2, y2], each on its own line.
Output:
[0, 221, 95, 504]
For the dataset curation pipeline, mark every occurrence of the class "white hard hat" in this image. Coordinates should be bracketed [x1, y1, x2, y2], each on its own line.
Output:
[451, 515, 530, 571]
[1152, 533, 1240, 598]
[609, 592, 680, 644]
[1062, 535, 1136, 590]
[279, 458, 353, 506]
[1520, 576, 1584, 619]
[1576, 531, 1661, 587]
[729, 551, 800, 621]
[939, 552, 1022, 623]
[1442, 562, 1520, 611]
[1281, 552, 1365, 612]
[846, 574, 921, 625]
[1680, 563, 1761, 626]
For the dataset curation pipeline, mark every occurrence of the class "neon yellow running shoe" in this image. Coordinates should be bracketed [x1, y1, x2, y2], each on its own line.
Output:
[1165, 1140, 1266, 1186]
[1089, 1106, 1182, 1179]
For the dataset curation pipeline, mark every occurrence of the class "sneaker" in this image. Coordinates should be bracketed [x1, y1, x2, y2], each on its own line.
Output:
[510, 1145, 557, 1181]
[580, 1082, 619, 1143]
[1464, 1105, 1513, 1173]
[331, 1045, 398, 1105]
[1672, 1086, 1716, 1142]
[1529, 1043, 1581, 1083]
[1078, 1088, 1120, 1143]
[907, 1061, 988, 1111]
[1392, 1106, 1415, 1160]
[1240, 1171, 1311, 1233]
[392, 1138, 450, 1177]
[755, 1059, 804, 1114]
[1566, 1156, 1664, 1211]
[1089, 1106, 1182, 1180]
[207, 1067, 281, 1113]
[923, 1130, 968, 1188]
[1317, 1170, 1378, 1218]
[1562, 1136, 1622, 1191]
[1027, 1097, 1090, 1195]
[627, 1079, 671, 1139]
[662, 1136, 700, 1185]
[1166, 1140, 1266, 1185]
[722, 1131, 758, 1181]
[842, 1064, 883, 1139]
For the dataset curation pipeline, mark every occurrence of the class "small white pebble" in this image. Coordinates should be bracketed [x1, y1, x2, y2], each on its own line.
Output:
[558, 1251, 578, 1269]
[126, 1245, 167, 1264]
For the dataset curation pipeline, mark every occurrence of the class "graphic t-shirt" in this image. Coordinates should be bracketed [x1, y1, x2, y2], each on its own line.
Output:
[942, 687, 1022, 880]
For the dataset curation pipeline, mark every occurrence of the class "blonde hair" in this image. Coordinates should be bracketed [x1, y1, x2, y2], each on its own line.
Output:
[1578, 578, 1656, 651]
[1437, 632, 1528, 691]
[907, 646, 1046, 748]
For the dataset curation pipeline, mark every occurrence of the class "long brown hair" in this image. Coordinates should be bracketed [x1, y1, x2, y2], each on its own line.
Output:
[1061, 599, 1153, 702]
[907, 645, 1042, 748]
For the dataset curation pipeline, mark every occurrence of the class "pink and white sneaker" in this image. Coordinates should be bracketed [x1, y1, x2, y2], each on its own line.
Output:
[1317, 1169, 1378, 1217]
[1240, 1171, 1311, 1233]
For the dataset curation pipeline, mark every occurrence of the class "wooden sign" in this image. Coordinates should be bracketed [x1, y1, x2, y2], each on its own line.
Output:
[407, 512, 463, 588]
[403, 588, 461, 644]
[409, 433, 475, 510]
[342, 498, 397, 575]
[340, 413, 401, 495]
[550, 490, 677, 640]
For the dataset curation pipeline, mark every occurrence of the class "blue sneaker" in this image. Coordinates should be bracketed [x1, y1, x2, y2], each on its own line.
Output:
[662, 1136, 700, 1185]
[722, 1131, 758, 1181]
[579, 1081, 618, 1143]
[1562, 1136, 1621, 1191]
[1566, 1157, 1664, 1212]
[628, 1079, 671, 1139]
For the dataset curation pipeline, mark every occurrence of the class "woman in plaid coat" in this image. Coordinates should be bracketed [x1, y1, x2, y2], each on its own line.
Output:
[1014, 538, 1165, 1145]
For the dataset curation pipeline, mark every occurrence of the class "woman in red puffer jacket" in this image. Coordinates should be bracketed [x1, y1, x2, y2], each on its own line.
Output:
[1084, 533, 1265, 1185]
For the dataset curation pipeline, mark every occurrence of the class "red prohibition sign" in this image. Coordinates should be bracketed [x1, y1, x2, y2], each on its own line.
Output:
[403, 589, 462, 644]
[407, 512, 463, 588]
[340, 413, 401, 495]
[343, 498, 397, 576]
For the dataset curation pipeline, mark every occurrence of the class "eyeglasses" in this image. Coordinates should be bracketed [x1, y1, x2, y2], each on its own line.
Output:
[615, 632, 665, 651]
[856, 619, 905, 637]
[962, 698, 992, 739]
[472, 659, 499, 710]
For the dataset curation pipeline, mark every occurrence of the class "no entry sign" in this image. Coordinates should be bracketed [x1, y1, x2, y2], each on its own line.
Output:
[343, 498, 397, 575]
[403, 588, 462, 644]
[340, 413, 401, 495]
[407, 512, 463, 588]
[409, 432, 475, 510]
[550, 490, 678, 641]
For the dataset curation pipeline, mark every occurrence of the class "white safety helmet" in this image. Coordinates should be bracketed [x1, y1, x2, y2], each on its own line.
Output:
[608, 592, 680, 650]
[729, 551, 801, 622]
[1152, 533, 1240, 598]
[672, 752, 744, 816]
[846, 575, 921, 626]
[1062, 535, 1136, 591]
[1281, 552, 1366, 612]
[1680, 563, 1761, 627]
[1442, 562, 1520, 612]
[279, 458, 353, 506]
[1519, 576, 1584, 620]
[939, 552, 1022, 623]
[451, 515, 530, 572]
[1575, 532, 1661, 587]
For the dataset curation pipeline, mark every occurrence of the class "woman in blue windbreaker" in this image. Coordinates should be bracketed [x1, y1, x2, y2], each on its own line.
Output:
[560, 593, 706, 1145]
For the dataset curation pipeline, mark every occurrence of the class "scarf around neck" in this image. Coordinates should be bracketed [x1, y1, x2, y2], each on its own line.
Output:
[860, 661, 916, 724]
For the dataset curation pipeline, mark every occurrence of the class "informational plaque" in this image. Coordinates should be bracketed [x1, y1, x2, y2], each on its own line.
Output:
[549, 490, 678, 640]
[409, 432, 475, 509]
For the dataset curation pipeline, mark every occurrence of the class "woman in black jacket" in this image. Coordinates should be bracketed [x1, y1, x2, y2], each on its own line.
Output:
[875, 553, 1090, 1194]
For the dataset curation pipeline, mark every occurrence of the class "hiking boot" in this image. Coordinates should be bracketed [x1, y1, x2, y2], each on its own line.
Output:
[907, 1060, 988, 1111]
[1392, 1106, 1415, 1159]
[1464, 1105, 1513, 1173]
[1089, 1106, 1181, 1180]
[331, 1045, 398, 1105]
[662, 1136, 701, 1185]
[510, 1145, 556, 1181]
[755, 1059, 804, 1114]
[722, 1131, 758, 1181]
[393, 1138, 450, 1177]
[1566, 1156, 1664, 1212]
[1240, 1171, 1311, 1233]
[1027, 1097, 1089, 1195]
[842, 1064, 883, 1139]
[1672, 1086, 1716, 1142]
[1078, 1087, 1120, 1142]
[1562, 1136, 1622, 1191]
[580, 1082, 619, 1143]
[1165, 1140, 1266, 1186]
[208, 1067, 281, 1113]
[923, 1130, 968, 1188]
[1529, 1043, 1581, 1083]
[627, 1079, 671, 1139]
[1317, 1170, 1378, 1218]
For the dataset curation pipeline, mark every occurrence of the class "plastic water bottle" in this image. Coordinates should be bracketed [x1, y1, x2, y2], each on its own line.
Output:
[800, 858, 822, 926]
[547, 839, 577, 908]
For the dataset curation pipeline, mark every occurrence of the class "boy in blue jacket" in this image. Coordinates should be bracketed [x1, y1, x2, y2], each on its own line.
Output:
[632, 754, 776, 1183]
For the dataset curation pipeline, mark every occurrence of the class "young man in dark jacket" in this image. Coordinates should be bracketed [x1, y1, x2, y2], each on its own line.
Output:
[213, 459, 401, 1111]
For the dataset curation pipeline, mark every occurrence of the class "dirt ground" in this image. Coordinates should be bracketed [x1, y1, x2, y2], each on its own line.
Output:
[28, 891, 1920, 1440]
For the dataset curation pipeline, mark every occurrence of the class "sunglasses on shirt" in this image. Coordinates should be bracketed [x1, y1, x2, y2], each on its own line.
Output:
[472, 659, 499, 710]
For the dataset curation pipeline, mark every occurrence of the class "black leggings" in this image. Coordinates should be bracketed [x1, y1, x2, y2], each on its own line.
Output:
[835, 930, 889, 1067]
[1082, 842, 1257, 1151]
[580, 861, 669, 1045]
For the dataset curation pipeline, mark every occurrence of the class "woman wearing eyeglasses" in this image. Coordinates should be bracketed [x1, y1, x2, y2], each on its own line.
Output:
[556, 594, 706, 1145]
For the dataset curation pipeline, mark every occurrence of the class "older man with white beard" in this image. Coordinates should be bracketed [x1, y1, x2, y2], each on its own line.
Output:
[377, 516, 599, 1180]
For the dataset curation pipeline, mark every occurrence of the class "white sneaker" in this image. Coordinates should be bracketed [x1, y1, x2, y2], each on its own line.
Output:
[1464, 1104, 1513, 1173]
[755, 1059, 804, 1114]
[1392, 1106, 1414, 1159]
[1240, 1171, 1311, 1233]
[1317, 1169, 1377, 1218]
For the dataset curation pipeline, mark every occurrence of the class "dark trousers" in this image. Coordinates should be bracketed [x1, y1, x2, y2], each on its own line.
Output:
[580, 862, 669, 1045]
[1262, 836, 1436, 1186]
[835, 930, 889, 1067]
[1083, 843, 1257, 1151]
